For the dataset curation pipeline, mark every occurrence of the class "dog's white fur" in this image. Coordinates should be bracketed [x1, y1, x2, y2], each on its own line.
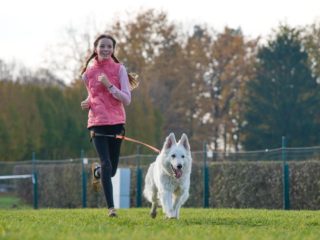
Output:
[143, 133, 192, 219]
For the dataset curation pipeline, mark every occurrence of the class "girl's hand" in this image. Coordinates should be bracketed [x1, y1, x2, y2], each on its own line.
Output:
[81, 98, 90, 110]
[98, 74, 112, 88]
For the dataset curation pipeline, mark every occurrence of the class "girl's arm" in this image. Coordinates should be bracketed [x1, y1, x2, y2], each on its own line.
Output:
[108, 65, 131, 106]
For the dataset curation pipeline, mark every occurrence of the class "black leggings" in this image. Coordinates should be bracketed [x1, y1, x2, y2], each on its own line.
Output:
[90, 124, 124, 209]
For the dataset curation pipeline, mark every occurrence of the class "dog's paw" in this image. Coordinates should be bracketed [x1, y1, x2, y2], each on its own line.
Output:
[150, 210, 157, 218]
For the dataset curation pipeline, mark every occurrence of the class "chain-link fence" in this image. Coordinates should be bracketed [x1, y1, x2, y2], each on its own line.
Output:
[1, 145, 320, 210]
[205, 146, 320, 162]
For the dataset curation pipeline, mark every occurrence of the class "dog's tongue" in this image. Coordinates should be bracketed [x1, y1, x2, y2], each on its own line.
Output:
[174, 169, 182, 179]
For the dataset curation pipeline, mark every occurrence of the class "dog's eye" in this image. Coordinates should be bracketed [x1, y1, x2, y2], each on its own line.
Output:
[181, 155, 185, 158]
[171, 154, 176, 158]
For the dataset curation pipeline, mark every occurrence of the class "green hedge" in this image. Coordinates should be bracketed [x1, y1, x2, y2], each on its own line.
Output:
[13, 160, 320, 209]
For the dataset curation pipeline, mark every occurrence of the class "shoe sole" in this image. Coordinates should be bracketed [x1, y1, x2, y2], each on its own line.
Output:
[109, 213, 117, 217]
[91, 163, 101, 192]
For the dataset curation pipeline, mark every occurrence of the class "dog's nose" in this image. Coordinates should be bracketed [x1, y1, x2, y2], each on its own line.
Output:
[177, 164, 182, 169]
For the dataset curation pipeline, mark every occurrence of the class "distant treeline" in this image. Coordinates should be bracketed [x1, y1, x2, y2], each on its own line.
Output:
[1, 9, 320, 161]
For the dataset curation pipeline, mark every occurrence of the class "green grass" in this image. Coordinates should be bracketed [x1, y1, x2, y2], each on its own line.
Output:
[0, 208, 320, 239]
[0, 195, 31, 209]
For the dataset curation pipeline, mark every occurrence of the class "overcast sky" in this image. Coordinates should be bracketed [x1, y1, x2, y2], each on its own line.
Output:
[1, 0, 320, 71]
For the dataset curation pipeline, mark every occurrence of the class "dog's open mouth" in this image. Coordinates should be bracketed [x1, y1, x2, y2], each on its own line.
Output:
[171, 165, 182, 179]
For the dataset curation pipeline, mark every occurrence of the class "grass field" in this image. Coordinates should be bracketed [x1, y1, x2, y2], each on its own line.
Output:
[0, 208, 320, 240]
[0, 195, 31, 209]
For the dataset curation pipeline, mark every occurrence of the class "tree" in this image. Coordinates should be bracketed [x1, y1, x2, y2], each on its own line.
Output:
[199, 27, 258, 152]
[42, 25, 96, 83]
[17, 68, 65, 88]
[110, 9, 178, 147]
[302, 22, 320, 129]
[242, 25, 320, 150]
[111, 9, 178, 76]
[163, 25, 212, 148]
[0, 82, 44, 161]
[0, 59, 13, 81]
[303, 21, 320, 81]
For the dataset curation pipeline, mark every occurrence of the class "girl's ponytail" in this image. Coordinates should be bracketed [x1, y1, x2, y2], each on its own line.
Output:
[112, 54, 139, 91]
[127, 73, 139, 90]
[80, 52, 96, 76]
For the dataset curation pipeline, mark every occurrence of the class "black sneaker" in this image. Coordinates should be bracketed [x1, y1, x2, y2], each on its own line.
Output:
[91, 162, 101, 192]
[108, 208, 117, 217]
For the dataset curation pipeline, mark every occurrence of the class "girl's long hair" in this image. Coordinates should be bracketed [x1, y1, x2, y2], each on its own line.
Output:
[80, 34, 139, 90]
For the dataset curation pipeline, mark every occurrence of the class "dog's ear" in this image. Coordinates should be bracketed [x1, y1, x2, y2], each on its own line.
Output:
[162, 132, 176, 152]
[179, 133, 190, 152]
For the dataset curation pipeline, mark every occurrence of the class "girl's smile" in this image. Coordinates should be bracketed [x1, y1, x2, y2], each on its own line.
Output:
[96, 38, 114, 60]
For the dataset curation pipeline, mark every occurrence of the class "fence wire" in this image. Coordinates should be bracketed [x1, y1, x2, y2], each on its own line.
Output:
[1, 145, 320, 209]
[1, 145, 320, 173]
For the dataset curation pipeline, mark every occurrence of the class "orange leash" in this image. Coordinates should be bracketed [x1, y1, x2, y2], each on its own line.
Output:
[115, 135, 160, 153]
[91, 132, 160, 153]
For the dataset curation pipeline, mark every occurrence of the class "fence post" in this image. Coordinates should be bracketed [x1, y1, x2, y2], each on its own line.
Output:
[32, 152, 38, 209]
[81, 149, 87, 208]
[136, 146, 142, 207]
[203, 142, 209, 208]
[282, 136, 290, 210]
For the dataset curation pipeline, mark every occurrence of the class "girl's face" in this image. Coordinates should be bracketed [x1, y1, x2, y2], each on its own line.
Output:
[95, 37, 114, 61]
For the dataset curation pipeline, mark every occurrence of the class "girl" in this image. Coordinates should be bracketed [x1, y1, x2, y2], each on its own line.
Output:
[80, 34, 138, 217]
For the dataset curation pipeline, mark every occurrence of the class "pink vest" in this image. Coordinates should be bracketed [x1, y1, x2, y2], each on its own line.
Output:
[85, 58, 126, 128]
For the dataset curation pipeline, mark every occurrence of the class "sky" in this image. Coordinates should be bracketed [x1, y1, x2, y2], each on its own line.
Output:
[1, 0, 320, 74]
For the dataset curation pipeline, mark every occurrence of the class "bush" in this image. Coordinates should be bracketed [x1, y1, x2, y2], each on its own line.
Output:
[13, 160, 320, 209]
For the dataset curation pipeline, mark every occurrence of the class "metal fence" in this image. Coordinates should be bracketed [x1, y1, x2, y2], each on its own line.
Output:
[1, 144, 320, 210]
[205, 146, 320, 162]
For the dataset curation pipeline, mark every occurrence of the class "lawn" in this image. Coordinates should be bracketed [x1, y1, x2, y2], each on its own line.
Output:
[0, 195, 31, 209]
[0, 208, 320, 239]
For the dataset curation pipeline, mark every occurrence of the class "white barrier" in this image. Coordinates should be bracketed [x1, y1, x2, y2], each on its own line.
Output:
[0, 174, 33, 180]
[111, 168, 131, 208]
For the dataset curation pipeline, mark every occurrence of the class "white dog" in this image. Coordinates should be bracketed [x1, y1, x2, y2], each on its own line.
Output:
[143, 133, 192, 219]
